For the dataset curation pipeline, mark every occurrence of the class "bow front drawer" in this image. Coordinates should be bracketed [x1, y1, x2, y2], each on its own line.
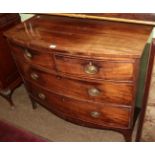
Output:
[16, 61, 134, 106]
[10, 44, 54, 69]
[26, 82, 131, 129]
[54, 54, 136, 81]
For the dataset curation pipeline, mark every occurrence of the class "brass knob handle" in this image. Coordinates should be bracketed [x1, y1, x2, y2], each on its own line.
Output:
[90, 111, 101, 118]
[38, 93, 46, 100]
[84, 62, 98, 75]
[56, 76, 62, 80]
[24, 49, 32, 60]
[31, 73, 39, 80]
[88, 87, 100, 97]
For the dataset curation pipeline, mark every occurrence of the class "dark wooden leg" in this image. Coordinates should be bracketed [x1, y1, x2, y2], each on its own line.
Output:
[29, 96, 37, 109]
[0, 89, 15, 109]
[123, 133, 132, 142]
[122, 130, 132, 142]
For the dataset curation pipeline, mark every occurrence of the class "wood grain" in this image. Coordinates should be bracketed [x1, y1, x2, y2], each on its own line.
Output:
[4, 15, 153, 58]
[10, 43, 55, 69]
[5, 14, 153, 141]
[15, 59, 134, 106]
[26, 82, 131, 129]
[54, 54, 135, 81]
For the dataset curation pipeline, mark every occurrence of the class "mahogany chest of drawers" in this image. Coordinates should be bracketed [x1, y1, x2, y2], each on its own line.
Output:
[4, 14, 153, 141]
[0, 13, 21, 107]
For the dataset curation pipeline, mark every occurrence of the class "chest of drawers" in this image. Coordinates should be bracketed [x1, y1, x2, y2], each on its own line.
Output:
[5, 14, 154, 141]
[0, 13, 21, 107]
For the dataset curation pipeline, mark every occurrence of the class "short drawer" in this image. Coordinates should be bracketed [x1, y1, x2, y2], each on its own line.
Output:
[10, 43, 54, 69]
[54, 54, 135, 81]
[20, 62, 134, 106]
[26, 82, 131, 129]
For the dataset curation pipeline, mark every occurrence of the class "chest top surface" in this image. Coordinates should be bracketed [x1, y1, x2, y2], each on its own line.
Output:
[5, 15, 153, 58]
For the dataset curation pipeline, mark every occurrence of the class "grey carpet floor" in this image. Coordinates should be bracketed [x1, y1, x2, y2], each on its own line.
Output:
[0, 85, 138, 142]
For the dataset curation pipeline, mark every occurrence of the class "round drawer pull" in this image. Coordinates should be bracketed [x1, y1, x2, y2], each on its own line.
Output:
[56, 76, 62, 80]
[31, 73, 39, 80]
[88, 87, 100, 97]
[24, 49, 33, 60]
[90, 111, 101, 118]
[38, 93, 46, 100]
[84, 62, 98, 75]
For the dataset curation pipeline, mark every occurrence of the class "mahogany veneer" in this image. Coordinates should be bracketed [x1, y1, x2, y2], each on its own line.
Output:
[4, 14, 154, 141]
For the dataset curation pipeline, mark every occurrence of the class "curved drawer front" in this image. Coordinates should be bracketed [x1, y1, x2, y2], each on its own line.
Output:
[17, 61, 134, 106]
[10, 44, 54, 69]
[26, 82, 131, 129]
[54, 54, 135, 81]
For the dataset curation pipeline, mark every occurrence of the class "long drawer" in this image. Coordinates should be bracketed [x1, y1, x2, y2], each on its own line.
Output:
[54, 54, 136, 81]
[26, 82, 132, 129]
[16, 60, 135, 106]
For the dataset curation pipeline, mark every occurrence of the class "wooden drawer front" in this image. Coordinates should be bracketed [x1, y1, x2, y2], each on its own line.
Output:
[10, 44, 54, 69]
[26, 83, 131, 129]
[20, 63, 134, 106]
[54, 54, 135, 81]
